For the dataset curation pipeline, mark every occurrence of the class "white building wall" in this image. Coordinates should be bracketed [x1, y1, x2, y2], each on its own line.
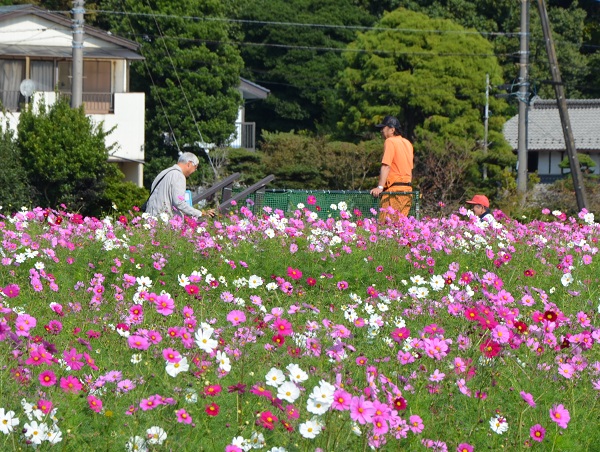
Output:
[0, 16, 122, 49]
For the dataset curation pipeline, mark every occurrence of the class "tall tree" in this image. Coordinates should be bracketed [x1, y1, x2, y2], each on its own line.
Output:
[98, 0, 243, 186]
[336, 9, 515, 203]
[236, 0, 375, 135]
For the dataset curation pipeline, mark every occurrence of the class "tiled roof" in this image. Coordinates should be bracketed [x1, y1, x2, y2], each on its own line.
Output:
[503, 99, 600, 151]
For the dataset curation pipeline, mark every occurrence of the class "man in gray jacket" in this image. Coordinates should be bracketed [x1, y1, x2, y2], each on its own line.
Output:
[146, 152, 215, 219]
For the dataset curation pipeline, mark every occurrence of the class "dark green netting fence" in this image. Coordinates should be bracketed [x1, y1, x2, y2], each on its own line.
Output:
[228, 189, 420, 219]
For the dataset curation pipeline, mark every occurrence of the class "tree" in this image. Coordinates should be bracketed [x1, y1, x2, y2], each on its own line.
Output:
[98, 0, 244, 186]
[16, 99, 114, 215]
[0, 123, 32, 212]
[336, 9, 515, 204]
[237, 0, 376, 135]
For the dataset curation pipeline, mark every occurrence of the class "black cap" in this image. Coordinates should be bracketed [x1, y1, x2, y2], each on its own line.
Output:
[375, 116, 401, 130]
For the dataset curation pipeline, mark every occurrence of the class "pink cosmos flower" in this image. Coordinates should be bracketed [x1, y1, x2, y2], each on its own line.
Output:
[372, 416, 389, 435]
[176, 408, 193, 424]
[87, 395, 103, 413]
[307, 195, 317, 205]
[287, 267, 303, 280]
[140, 395, 161, 411]
[37, 399, 53, 414]
[204, 385, 222, 397]
[337, 281, 349, 290]
[258, 410, 278, 430]
[15, 313, 37, 336]
[272, 318, 293, 336]
[155, 295, 175, 316]
[457, 443, 474, 452]
[162, 348, 181, 363]
[409, 415, 424, 433]
[63, 347, 84, 370]
[549, 404, 570, 429]
[39, 370, 57, 387]
[226, 310, 246, 326]
[391, 327, 410, 343]
[60, 375, 83, 393]
[558, 363, 575, 379]
[331, 389, 352, 411]
[3, 284, 20, 298]
[520, 391, 536, 407]
[128, 335, 150, 350]
[349, 395, 375, 425]
[530, 424, 545, 442]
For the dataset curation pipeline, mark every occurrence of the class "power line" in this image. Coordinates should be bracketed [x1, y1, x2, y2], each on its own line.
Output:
[50, 9, 521, 38]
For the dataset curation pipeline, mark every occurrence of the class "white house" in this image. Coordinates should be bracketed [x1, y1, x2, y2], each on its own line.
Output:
[0, 5, 145, 186]
[503, 99, 600, 183]
[232, 78, 269, 151]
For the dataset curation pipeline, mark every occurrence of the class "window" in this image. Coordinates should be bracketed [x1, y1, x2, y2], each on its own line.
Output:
[0, 59, 25, 110]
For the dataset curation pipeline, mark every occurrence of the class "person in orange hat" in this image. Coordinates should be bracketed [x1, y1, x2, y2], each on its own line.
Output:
[465, 194, 493, 223]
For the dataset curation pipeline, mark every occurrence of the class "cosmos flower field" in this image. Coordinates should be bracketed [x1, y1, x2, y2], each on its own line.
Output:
[0, 201, 599, 451]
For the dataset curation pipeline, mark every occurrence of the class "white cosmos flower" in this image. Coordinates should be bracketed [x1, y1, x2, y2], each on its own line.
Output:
[0, 408, 19, 434]
[216, 350, 231, 372]
[248, 275, 263, 289]
[306, 397, 329, 415]
[277, 381, 301, 403]
[489, 415, 509, 434]
[286, 363, 308, 383]
[195, 327, 218, 353]
[299, 418, 322, 439]
[165, 357, 189, 377]
[178, 274, 190, 287]
[126, 435, 148, 452]
[265, 367, 286, 387]
[23, 421, 48, 445]
[146, 426, 167, 445]
[561, 273, 573, 287]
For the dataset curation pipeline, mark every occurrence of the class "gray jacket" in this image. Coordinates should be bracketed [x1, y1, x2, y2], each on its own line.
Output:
[146, 165, 204, 218]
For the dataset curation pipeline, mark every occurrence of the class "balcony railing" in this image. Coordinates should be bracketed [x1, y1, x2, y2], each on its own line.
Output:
[0, 90, 114, 114]
[58, 92, 114, 114]
[231, 121, 256, 151]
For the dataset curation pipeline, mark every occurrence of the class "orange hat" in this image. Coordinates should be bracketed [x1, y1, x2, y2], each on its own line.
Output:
[465, 194, 489, 208]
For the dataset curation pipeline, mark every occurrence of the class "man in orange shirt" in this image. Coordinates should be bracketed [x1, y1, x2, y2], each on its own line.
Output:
[370, 116, 414, 222]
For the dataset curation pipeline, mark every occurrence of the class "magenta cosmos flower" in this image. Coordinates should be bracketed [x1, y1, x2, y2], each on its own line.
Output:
[176, 408, 193, 424]
[530, 424, 546, 442]
[520, 391, 536, 408]
[456, 444, 474, 452]
[60, 375, 83, 393]
[549, 404, 570, 428]
[38, 370, 57, 387]
[87, 395, 103, 413]
[226, 310, 246, 326]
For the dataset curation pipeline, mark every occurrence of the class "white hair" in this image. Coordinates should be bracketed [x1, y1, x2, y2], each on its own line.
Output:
[178, 152, 199, 166]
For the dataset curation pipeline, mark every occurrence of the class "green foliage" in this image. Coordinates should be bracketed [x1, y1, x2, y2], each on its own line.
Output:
[103, 167, 149, 213]
[259, 131, 328, 189]
[16, 99, 114, 216]
[98, 0, 243, 163]
[0, 124, 32, 212]
[224, 147, 265, 185]
[321, 139, 381, 190]
[237, 0, 376, 134]
[558, 152, 596, 173]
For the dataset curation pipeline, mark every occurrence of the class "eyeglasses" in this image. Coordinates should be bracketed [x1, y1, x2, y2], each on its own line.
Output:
[189, 161, 198, 168]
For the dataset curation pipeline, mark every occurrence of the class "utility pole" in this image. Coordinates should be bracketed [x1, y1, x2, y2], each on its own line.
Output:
[517, 0, 529, 196]
[483, 73, 489, 180]
[536, 0, 588, 211]
[71, 0, 85, 109]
